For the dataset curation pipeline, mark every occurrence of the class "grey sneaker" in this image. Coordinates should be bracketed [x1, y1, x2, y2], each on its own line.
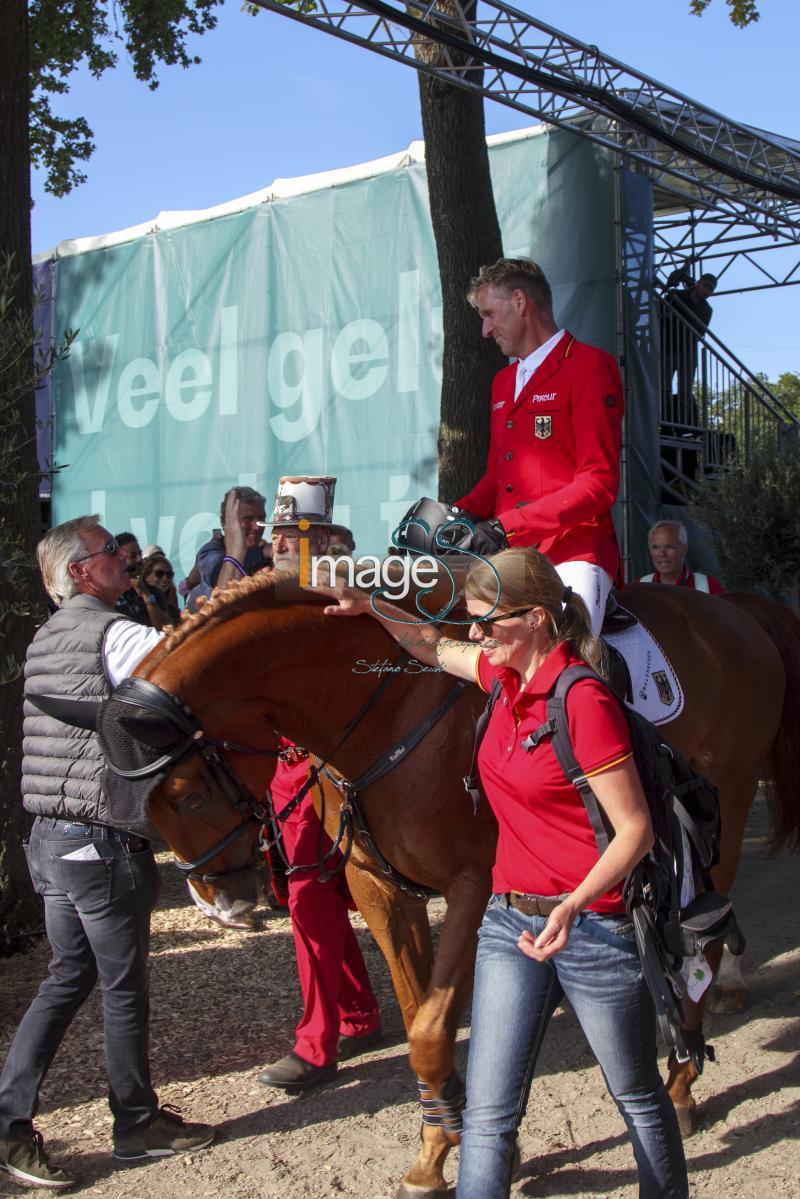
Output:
[113, 1105, 215, 1164]
[0, 1132, 74, 1189]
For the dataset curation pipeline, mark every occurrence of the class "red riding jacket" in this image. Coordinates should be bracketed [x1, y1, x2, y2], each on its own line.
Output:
[456, 333, 624, 578]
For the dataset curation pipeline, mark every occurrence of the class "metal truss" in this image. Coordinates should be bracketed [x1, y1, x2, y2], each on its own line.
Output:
[654, 213, 800, 296]
[252, 0, 800, 250]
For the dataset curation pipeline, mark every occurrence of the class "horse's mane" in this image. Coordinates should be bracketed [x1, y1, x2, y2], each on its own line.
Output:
[142, 559, 473, 674]
[135, 571, 311, 676]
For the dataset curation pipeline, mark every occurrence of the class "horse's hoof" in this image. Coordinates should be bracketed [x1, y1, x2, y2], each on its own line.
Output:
[707, 982, 748, 1014]
[394, 1185, 452, 1199]
[674, 1103, 698, 1137]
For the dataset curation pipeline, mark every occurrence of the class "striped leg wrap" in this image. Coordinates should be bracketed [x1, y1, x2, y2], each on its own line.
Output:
[417, 1071, 466, 1135]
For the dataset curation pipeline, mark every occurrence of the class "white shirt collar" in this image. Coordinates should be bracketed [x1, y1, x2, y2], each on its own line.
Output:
[514, 329, 565, 398]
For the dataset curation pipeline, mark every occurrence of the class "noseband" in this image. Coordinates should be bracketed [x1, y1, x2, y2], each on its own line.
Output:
[106, 677, 279, 883]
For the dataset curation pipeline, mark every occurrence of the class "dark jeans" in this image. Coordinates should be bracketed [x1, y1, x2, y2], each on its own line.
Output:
[0, 816, 161, 1140]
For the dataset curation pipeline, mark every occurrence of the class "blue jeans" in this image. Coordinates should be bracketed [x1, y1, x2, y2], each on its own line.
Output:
[456, 896, 688, 1199]
[0, 816, 161, 1140]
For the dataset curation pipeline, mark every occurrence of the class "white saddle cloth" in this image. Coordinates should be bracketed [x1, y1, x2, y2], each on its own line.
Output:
[605, 615, 684, 726]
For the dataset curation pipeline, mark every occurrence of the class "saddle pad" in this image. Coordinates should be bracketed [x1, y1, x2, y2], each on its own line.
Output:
[605, 619, 684, 726]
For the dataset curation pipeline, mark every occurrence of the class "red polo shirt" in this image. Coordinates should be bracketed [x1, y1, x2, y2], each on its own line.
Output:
[477, 642, 632, 913]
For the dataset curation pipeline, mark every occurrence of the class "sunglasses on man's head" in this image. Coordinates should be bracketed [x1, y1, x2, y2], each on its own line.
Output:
[73, 537, 119, 564]
[470, 607, 532, 633]
[152, 569, 174, 580]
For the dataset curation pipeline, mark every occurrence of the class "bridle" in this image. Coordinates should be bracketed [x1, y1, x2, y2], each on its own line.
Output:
[104, 677, 279, 884]
[110, 653, 469, 892]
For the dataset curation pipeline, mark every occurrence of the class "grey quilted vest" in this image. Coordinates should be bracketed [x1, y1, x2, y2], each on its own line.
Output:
[22, 594, 125, 822]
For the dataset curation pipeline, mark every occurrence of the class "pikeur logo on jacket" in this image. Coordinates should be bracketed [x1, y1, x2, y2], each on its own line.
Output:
[22, 595, 124, 822]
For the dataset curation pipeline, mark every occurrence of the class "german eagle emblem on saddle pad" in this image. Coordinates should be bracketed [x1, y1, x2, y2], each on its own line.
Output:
[652, 670, 675, 706]
[604, 615, 684, 726]
[534, 415, 552, 440]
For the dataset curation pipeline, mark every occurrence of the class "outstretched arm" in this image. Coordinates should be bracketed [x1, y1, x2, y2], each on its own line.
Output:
[310, 582, 481, 683]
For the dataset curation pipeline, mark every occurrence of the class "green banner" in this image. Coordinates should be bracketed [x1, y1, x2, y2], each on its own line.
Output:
[51, 127, 633, 574]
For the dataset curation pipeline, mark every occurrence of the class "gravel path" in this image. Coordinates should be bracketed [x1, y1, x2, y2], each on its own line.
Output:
[1, 795, 797, 1197]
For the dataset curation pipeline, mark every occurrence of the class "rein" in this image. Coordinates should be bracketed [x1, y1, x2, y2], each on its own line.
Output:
[119, 646, 469, 895]
[267, 663, 470, 899]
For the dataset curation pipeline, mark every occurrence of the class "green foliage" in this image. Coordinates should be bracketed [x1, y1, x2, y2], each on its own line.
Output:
[771, 370, 800, 419]
[689, 0, 760, 26]
[29, 1, 224, 196]
[689, 440, 800, 597]
[0, 255, 74, 680]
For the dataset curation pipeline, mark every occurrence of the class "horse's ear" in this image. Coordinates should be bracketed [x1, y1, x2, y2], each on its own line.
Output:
[118, 710, 187, 750]
[27, 694, 101, 731]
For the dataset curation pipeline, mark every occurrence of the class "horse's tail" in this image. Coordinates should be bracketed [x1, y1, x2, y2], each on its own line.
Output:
[722, 592, 800, 852]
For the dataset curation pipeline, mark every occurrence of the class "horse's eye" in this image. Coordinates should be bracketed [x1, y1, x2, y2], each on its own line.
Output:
[177, 793, 205, 813]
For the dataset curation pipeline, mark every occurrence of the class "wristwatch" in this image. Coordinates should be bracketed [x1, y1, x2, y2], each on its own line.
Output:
[145, 595, 157, 605]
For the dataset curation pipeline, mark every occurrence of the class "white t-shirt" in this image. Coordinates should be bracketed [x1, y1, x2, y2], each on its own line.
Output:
[103, 620, 164, 688]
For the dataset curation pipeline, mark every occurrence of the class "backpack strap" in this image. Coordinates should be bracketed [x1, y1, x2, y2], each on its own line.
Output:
[463, 678, 502, 814]
[522, 664, 615, 854]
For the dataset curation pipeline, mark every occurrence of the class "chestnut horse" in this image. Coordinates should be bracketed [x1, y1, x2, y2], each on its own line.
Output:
[121, 572, 798, 1197]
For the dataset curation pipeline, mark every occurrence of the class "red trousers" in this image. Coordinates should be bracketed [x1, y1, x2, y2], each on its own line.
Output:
[273, 758, 379, 1067]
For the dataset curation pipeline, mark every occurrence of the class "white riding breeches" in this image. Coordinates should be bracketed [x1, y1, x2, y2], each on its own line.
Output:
[555, 561, 613, 638]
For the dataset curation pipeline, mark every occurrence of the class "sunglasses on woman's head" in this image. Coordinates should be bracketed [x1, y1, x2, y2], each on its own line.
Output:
[73, 537, 119, 563]
[152, 569, 174, 580]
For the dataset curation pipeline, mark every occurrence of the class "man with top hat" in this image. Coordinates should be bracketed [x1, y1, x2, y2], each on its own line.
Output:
[258, 476, 382, 1092]
[452, 257, 624, 636]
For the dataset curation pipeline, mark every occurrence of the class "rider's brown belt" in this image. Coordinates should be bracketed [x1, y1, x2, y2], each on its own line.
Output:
[507, 891, 570, 917]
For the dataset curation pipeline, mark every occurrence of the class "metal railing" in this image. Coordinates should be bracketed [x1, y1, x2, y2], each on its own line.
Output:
[657, 295, 799, 503]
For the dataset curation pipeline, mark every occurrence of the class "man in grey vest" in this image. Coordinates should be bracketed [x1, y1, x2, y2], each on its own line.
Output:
[0, 516, 214, 1189]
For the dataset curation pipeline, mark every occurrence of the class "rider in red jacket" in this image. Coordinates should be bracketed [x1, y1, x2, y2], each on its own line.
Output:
[454, 258, 624, 634]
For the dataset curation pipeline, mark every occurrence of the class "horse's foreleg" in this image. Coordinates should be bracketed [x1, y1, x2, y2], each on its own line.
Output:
[395, 870, 491, 1199]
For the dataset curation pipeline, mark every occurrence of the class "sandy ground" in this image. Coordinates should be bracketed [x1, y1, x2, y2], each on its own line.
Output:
[0, 795, 797, 1198]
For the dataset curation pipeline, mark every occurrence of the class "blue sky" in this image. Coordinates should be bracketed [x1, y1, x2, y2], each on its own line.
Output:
[31, 0, 800, 381]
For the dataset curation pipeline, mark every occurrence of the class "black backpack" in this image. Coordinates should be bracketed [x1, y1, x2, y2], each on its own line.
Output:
[464, 664, 745, 1068]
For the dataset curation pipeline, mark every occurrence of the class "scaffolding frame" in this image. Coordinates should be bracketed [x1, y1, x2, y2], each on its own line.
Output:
[250, 0, 800, 292]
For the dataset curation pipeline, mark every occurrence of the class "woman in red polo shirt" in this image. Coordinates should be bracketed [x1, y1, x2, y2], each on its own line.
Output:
[317, 547, 688, 1199]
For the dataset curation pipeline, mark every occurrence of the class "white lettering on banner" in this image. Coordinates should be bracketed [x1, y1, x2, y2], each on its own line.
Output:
[72, 336, 120, 435]
[165, 349, 213, 422]
[331, 319, 389, 401]
[117, 357, 160, 428]
[218, 306, 239, 416]
[130, 515, 176, 558]
[268, 328, 324, 443]
[69, 308, 238, 435]
[179, 512, 219, 575]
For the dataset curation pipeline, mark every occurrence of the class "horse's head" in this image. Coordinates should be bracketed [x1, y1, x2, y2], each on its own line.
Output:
[33, 666, 280, 929]
[128, 562, 474, 924]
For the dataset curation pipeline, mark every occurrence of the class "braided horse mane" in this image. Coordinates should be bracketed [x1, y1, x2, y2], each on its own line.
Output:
[138, 559, 473, 677]
[138, 569, 319, 675]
